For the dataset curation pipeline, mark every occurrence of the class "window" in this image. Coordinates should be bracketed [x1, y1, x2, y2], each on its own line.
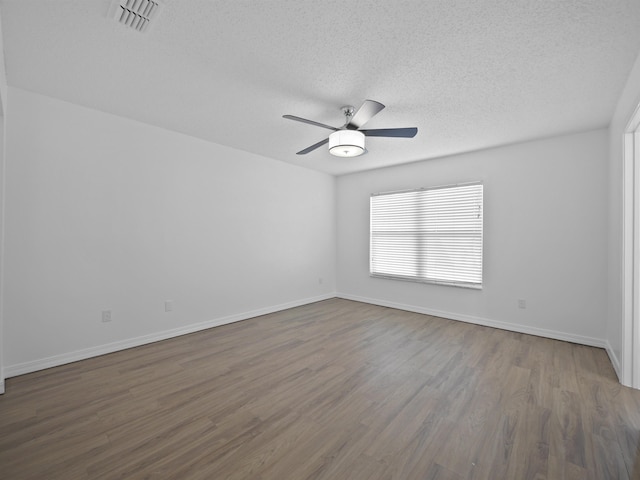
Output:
[370, 182, 483, 289]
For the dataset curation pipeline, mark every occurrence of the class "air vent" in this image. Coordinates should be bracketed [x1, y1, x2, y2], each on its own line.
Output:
[110, 0, 163, 33]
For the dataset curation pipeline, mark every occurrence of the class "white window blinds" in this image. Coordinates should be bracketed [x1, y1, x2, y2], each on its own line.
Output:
[370, 182, 483, 289]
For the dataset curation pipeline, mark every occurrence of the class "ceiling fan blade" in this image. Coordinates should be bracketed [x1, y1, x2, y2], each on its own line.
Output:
[347, 100, 385, 129]
[296, 137, 329, 155]
[361, 127, 418, 138]
[283, 115, 339, 131]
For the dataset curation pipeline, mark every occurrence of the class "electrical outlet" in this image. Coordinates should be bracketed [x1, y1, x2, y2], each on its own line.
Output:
[318, 277, 324, 285]
[102, 310, 112, 322]
[165, 300, 173, 312]
[518, 299, 526, 309]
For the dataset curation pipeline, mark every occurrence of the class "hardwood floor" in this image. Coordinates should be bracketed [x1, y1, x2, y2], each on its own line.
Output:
[2, 298, 640, 479]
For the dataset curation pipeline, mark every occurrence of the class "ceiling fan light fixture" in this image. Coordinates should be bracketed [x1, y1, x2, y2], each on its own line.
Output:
[284, 99, 417, 156]
[329, 130, 365, 157]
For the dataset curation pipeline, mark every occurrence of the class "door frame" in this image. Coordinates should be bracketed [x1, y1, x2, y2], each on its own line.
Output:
[622, 102, 640, 387]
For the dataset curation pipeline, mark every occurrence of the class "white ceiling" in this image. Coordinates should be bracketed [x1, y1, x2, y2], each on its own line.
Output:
[1, 1, 640, 176]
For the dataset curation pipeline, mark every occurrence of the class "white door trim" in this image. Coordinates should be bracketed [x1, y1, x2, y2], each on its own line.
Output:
[622, 102, 640, 388]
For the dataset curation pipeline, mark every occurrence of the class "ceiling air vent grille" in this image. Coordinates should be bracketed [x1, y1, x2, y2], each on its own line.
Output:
[111, 0, 163, 33]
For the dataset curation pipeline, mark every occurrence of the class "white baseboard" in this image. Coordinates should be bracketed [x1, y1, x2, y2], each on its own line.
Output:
[337, 293, 607, 349]
[4, 293, 336, 379]
[4, 292, 612, 380]
[605, 340, 622, 382]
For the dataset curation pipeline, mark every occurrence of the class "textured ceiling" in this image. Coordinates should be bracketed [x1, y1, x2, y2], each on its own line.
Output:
[1, 0, 640, 175]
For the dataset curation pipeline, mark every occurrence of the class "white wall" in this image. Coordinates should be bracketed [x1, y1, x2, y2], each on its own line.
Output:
[337, 130, 608, 346]
[607, 51, 640, 380]
[2, 87, 336, 375]
[0, 85, 622, 381]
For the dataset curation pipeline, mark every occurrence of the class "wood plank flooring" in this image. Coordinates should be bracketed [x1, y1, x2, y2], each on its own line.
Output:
[2, 298, 640, 479]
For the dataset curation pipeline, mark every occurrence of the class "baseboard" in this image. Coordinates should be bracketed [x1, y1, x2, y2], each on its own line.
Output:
[4, 292, 611, 380]
[605, 340, 622, 382]
[4, 293, 336, 379]
[337, 293, 607, 349]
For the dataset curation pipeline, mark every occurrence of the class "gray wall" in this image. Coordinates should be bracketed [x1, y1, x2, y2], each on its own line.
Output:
[2, 87, 337, 375]
[337, 130, 609, 347]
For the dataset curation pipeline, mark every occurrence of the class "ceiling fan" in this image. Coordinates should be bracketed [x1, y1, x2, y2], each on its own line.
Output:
[283, 100, 418, 157]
